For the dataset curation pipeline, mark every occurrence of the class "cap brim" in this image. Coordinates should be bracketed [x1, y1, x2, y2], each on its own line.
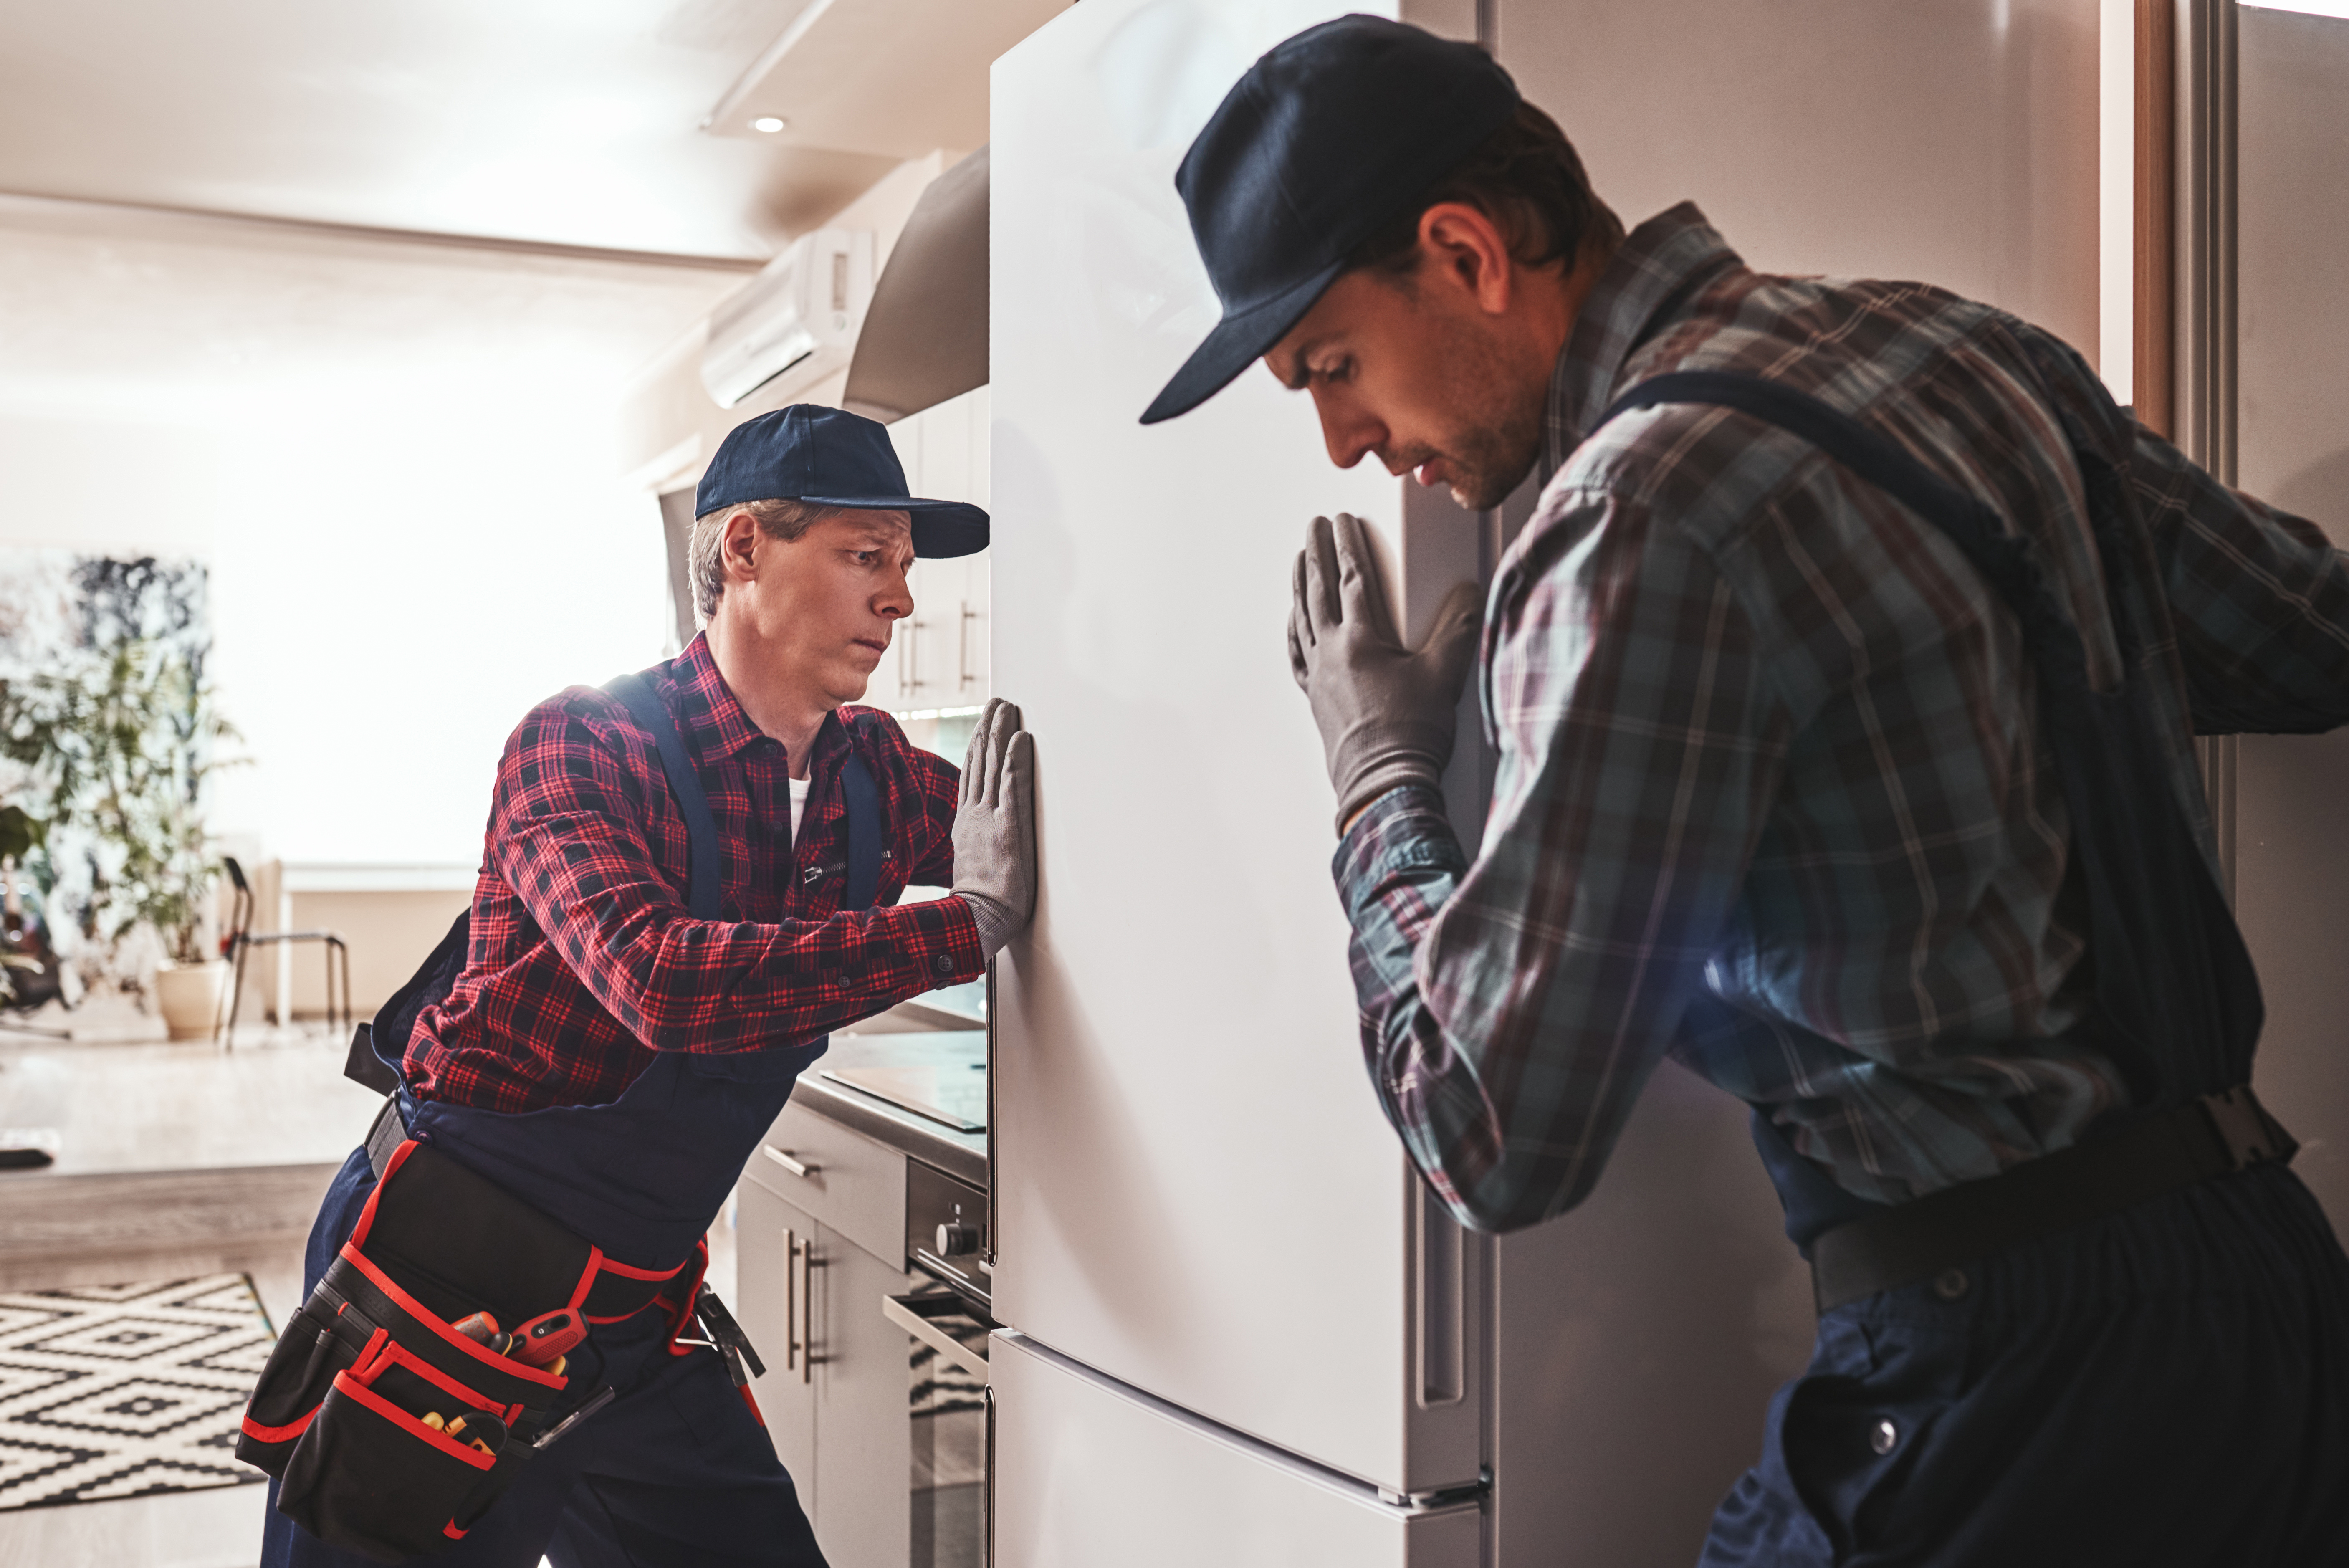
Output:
[1138, 256, 1346, 426]
[797, 494, 990, 559]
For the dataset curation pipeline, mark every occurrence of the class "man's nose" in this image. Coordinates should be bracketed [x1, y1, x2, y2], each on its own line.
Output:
[1314, 389, 1384, 470]
[878, 566, 914, 619]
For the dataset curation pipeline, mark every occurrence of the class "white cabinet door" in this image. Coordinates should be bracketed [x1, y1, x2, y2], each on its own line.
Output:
[885, 386, 994, 713]
[809, 1225, 916, 1568]
[738, 1178, 819, 1499]
[740, 1176, 924, 1568]
[990, 1331, 1480, 1568]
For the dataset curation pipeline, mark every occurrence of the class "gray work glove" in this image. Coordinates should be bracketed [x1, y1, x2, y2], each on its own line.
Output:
[1288, 513, 1482, 834]
[951, 698, 1037, 960]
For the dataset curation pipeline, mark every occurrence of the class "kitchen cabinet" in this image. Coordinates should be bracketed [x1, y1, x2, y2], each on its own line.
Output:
[877, 386, 992, 714]
[737, 1176, 818, 1492]
[739, 1176, 919, 1568]
[810, 1223, 918, 1568]
[742, 1175, 916, 1568]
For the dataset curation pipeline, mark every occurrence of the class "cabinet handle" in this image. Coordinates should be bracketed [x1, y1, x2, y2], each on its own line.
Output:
[783, 1227, 799, 1375]
[791, 1231, 819, 1383]
[763, 1145, 816, 1179]
[959, 601, 978, 690]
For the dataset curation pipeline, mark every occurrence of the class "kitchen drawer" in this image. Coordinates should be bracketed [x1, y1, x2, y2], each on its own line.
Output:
[743, 1098, 907, 1266]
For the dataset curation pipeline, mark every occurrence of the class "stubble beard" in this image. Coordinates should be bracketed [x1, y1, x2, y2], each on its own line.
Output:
[1416, 322, 1546, 512]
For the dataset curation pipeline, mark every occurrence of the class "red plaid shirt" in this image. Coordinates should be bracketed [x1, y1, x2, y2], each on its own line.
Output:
[405, 634, 984, 1113]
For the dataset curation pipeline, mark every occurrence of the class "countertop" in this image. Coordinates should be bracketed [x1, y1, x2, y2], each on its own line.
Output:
[793, 1029, 986, 1188]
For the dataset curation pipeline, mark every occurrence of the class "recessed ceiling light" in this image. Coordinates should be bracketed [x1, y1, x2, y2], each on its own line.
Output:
[751, 116, 788, 134]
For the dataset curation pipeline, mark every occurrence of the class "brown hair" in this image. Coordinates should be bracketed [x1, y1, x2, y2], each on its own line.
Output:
[1345, 102, 1621, 280]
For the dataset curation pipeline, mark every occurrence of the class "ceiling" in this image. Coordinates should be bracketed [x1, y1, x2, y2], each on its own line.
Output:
[0, 0, 1064, 261]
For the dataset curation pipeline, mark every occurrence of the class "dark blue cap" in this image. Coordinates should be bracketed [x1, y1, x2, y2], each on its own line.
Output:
[1140, 15, 1521, 425]
[695, 404, 989, 558]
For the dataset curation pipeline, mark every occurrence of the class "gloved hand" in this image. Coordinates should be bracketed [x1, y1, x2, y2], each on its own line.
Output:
[951, 698, 1037, 960]
[1288, 513, 1482, 834]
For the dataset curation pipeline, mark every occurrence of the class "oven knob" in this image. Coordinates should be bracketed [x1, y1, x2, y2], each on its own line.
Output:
[934, 1222, 980, 1257]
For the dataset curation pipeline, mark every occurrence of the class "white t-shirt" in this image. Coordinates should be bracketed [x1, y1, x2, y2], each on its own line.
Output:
[788, 776, 812, 845]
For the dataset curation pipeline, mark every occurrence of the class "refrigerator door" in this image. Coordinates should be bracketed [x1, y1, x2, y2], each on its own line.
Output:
[990, 0, 1485, 1496]
[991, 1330, 1482, 1568]
[1492, 0, 2100, 355]
[2233, 3, 2349, 1236]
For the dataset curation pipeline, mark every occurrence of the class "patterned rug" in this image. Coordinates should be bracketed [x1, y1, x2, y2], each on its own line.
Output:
[0, 1274, 274, 1511]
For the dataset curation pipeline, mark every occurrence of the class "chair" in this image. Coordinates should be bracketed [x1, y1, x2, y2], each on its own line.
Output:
[215, 856, 351, 1047]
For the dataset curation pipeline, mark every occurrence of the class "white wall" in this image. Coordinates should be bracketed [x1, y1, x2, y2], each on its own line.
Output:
[0, 196, 742, 867]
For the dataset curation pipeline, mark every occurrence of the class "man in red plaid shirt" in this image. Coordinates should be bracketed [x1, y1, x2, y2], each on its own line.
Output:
[402, 431, 1024, 1115]
[261, 405, 1034, 1568]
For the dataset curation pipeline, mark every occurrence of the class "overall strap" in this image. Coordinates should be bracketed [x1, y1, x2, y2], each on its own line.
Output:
[606, 671, 721, 921]
[1592, 368, 2264, 1113]
[840, 749, 882, 911]
[1601, 372, 2071, 661]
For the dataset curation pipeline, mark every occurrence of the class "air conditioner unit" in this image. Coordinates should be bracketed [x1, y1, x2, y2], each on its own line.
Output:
[700, 228, 875, 409]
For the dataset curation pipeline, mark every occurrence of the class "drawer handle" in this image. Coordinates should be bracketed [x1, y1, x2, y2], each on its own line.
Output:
[764, 1146, 818, 1179]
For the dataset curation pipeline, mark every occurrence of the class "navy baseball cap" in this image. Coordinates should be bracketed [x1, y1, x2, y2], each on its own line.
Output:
[696, 405, 989, 558]
[1140, 15, 1521, 425]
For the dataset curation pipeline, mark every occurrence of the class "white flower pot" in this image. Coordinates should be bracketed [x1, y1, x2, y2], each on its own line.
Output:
[155, 959, 230, 1042]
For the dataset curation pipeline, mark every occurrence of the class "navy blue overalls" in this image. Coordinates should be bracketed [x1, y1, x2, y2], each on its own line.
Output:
[262, 673, 874, 1568]
[1585, 375, 2349, 1566]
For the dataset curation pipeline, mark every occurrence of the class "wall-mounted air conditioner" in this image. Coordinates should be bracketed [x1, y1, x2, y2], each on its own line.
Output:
[700, 228, 875, 409]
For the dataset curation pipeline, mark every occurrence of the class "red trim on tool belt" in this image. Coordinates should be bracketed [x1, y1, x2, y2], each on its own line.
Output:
[349, 1325, 390, 1375]
[662, 1237, 712, 1358]
[331, 1371, 498, 1470]
[580, 1242, 698, 1323]
[357, 1337, 503, 1416]
[240, 1406, 319, 1444]
[345, 1139, 420, 1250]
[444, 1522, 468, 1541]
[574, 1245, 606, 1311]
[335, 1245, 567, 1389]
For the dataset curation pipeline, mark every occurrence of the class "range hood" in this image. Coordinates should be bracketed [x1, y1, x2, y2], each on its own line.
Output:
[842, 145, 987, 424]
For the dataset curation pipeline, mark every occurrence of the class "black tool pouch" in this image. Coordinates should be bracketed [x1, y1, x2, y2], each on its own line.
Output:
[238, 1138, 635, 1562]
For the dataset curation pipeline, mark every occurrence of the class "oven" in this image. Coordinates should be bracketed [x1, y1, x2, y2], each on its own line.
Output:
[885, 1159, 995, 1568]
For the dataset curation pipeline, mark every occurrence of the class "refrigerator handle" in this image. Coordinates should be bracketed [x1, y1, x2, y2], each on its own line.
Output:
[1415, 1180, 1466, 1408]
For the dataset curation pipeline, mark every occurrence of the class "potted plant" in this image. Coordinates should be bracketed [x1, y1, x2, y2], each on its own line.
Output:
[0, 639, 242, 1037]
[0, 806, 60, 1011]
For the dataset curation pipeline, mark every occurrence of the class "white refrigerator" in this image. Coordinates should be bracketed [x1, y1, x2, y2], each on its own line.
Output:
[985, 2, 2102, 1563]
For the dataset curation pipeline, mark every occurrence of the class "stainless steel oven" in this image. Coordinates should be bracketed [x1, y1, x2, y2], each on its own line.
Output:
[886, 1159, 994, 1568]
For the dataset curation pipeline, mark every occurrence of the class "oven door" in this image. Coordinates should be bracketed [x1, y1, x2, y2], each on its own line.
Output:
[885, 1285, 996, 1567]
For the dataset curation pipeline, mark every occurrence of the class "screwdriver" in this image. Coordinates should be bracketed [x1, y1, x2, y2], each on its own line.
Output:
[452, 1312, 515, 1357]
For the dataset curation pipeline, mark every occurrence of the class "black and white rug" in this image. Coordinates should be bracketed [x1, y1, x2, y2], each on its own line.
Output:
[0, 1274, 274, 1511]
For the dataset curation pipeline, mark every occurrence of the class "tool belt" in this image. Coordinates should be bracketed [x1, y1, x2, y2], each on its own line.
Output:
[236, 1102, 713, 1563]
[1811, 1085, 2298, 1313]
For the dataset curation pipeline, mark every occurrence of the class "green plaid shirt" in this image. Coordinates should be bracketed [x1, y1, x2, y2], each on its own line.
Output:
[1336, 204, 2349, 1232]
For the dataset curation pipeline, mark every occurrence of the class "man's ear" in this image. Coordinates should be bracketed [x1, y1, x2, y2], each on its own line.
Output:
[1416, 202, 1515, 316]
[721, 509, 762, 585]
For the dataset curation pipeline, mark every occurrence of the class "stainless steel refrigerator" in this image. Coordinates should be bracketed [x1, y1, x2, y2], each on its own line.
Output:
[985, 2, 2109, 1562]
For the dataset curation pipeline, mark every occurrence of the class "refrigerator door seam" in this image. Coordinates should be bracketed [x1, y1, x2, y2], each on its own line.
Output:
[993, 1330, 1487, 1519]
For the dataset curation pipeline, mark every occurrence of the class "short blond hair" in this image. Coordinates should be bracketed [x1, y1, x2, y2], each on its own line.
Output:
[688, 498, 848, 622]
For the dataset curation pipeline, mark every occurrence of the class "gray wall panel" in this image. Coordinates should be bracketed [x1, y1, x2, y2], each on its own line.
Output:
[2233, 5, 2349, 1232]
